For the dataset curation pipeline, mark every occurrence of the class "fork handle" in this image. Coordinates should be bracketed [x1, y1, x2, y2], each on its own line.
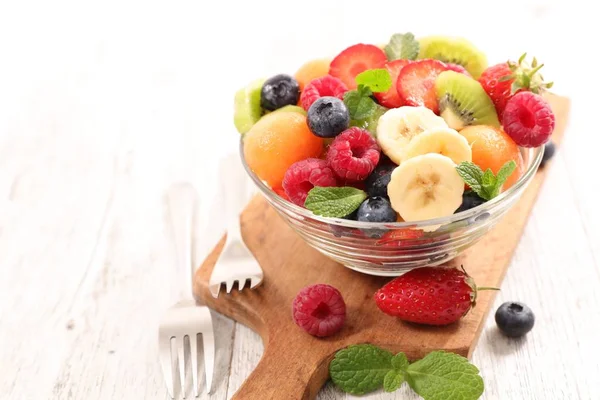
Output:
[221, 153, 248, 243]
[167, 182, 197, 299]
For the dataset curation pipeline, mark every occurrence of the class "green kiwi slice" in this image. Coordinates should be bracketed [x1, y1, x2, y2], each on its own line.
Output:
[435, 71, 499, 130]
[418, 36, 487, 78]
[273, 105, 307, 116]
[233, 78, 265, 134]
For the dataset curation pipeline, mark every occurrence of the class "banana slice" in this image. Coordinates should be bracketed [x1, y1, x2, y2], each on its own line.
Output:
[376, 106, 448, 164]
[388, 153, 464, 222]
[404, 127, 472, 165]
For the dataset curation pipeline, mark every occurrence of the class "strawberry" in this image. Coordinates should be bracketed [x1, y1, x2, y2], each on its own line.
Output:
[373, 59, 411, 108]
[374, 266, 497, 325]
[478, 54, 553, 119]
[396, 59, 448, 114]
[329, 44, 387, 90]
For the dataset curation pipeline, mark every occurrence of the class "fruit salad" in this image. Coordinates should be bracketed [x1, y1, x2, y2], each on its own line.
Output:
[234, 34, 556, 224]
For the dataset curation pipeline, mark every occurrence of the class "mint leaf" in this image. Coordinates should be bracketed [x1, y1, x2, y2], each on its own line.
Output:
[392, 353, 409, 370]
[355, 69, 392, 92]
[481, 168, 496, 198]
[455, 162, 487, 199]
[329, 344, 393, 395]
[383, 370, 404, 392]
[385, 33, 419, 61]
[304, 187, 367, 218]
[344, 85, 377, 120]
[494, 160, 517, 195]
[406, 351, 484, 400]
[383, 353, 409, 392]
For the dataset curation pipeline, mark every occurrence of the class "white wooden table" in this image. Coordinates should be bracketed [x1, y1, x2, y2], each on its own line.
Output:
[1, 1, 599, 399]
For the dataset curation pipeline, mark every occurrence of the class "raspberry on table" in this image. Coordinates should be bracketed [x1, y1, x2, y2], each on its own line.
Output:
[300, 75, 348, 111]
[292, 283, 346, 337]
[502, 91, 555, 148]
[326, 127, 380, 182]
[282, 158, 337, 206]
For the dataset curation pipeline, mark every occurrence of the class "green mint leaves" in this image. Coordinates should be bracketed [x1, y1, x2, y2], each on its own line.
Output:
[329, 344, 393, 395]
[304, 186, 367, 218]
[355, 69, 392, 93]
[344, 69, 392, 121]
[456, 160, 517, 201]
[330, 345, 484, 399]
[344, 85, 376, 120]
[406, 351, 484, 400]
[383, 353, 409, 392]
[385, 32, 420, 61]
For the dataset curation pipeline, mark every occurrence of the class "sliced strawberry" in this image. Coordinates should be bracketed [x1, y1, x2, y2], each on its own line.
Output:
[373, 59, 411, 108]
[329, 44, 387, 90]
[397, 59, 448, 114]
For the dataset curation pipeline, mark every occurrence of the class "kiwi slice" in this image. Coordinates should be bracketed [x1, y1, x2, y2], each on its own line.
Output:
[273, 105, 307, 116]
[418, 36, 487, 78]
[435, 71, 499, 130]
[350, 104, 388, 137]
[233, 78, 265, 134]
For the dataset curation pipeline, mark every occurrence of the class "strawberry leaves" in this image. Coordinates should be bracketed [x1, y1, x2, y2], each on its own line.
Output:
[456, 160, 517, 200]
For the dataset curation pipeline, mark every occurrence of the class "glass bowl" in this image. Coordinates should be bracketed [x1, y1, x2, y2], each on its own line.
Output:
[240, 138, 544, 276]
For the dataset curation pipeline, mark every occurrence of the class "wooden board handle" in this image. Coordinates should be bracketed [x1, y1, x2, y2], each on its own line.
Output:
[231, 335, 332, 400]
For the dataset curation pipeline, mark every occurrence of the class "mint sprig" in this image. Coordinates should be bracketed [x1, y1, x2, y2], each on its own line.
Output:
[330, 345, 484, 399]
[329, 344, 393, 395]
[355, 69, 392, 93]
[344, 85, 376, 120]
[385, 32, 419, 61]
[304, 186, 367, 218]
[343, 68, 392, 121]
[456, 160, 517, 200]
[406, 351, 484, 400]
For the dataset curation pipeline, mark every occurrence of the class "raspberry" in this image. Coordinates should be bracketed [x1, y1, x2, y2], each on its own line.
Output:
[300, 75, 348, 111]
[502, 91, 555, 148]
[292, 284, 346, 337]
[282, 158, 337, 206]
[326, 127, 380, 181]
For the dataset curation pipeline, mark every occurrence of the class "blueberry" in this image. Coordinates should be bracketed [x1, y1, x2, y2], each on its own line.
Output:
[495, 302, 535, 337]
[455, 191, 486, 213]
[307, 96, 350, 138]
[365, 163, 396, 197]
[540, 141, 556, 167]
[260, 74, 300, 111]
[357, 197, 396, 223]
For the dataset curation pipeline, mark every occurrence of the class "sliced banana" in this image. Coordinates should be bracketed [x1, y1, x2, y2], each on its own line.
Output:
[404, 127, 472, 165]
[376, 106, 448, 164]
[388, 153, 464, 222]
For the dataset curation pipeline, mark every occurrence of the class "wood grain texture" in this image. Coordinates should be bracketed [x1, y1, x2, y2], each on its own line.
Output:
[193, 96, 570, 399]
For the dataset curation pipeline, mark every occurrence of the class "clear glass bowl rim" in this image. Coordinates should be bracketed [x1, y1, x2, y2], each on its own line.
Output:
[239, 137, 544, 229]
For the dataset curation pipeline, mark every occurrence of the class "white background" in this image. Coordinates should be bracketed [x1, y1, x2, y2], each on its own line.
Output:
[1, 0, 599, 399]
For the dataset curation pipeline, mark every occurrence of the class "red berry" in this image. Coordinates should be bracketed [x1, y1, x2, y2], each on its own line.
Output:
[478, 63, 513, 119]
[375, 228, 424, 246]
[444, 63, 471, 76]
[282, 158, 337, 206]
[273, 186, 290, 201]
[329, 44, 387, 90]
[373, 60, 411, 108]
[397, 59, 448, 114]
[326, 127, 380, 181]
[502, 92, 555, 148]
[300, 75, 348, 111]
[374, 267, 481, 325]
[292, 283, 346, 337]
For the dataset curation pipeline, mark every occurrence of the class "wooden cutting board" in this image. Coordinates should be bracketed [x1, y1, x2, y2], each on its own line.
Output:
[194, 94, 570, 400]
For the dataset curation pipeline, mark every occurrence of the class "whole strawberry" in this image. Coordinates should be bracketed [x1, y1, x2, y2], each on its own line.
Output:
[374, 266, 496, 325]
[478, 54, 553, 119]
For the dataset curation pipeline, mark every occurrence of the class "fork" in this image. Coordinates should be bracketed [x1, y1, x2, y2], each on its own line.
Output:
[209, 154, 264, 298]
[159, 182, 215, 398]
